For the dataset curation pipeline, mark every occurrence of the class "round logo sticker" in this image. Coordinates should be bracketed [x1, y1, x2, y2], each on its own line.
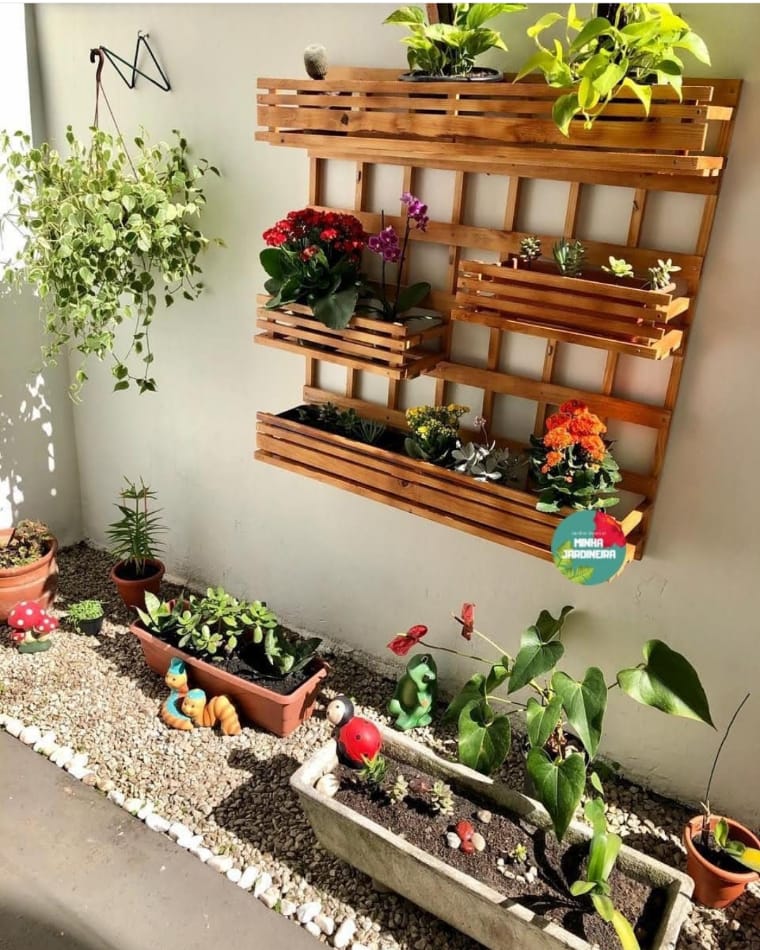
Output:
[551, 510, 628, 585]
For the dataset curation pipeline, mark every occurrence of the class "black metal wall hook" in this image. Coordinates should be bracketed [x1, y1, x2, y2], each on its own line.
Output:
[92, 31, 171, 92]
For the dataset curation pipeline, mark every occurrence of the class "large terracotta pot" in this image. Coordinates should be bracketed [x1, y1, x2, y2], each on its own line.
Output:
[0, 530, 59, 621]
[683, 815, 760, 908]
[129, 621, 329, 737]
[110, 558, 165, 611]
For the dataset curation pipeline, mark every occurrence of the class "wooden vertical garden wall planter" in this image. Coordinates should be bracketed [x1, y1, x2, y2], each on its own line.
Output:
[254, 68, 741, 562]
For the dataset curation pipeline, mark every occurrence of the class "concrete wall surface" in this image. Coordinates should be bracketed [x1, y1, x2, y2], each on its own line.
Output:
[30, 4, 760, 819]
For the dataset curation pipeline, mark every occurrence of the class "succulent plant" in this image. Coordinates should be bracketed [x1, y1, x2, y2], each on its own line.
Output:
[359, 754, 388, 786]
[648, 258, 681, 290]
[519, 235, 542, 263]
[430, 780, 455, 817]
[602, 256, 634, 279]
[552, 238, 586, 278]
[452, 440, 514, 482]
[317, 402, 340, 427]
[389, 773, 409, 804]
[0, 520, 52, 570]
[357, 418, 387, 445]
[336, 408, 360, 434]
[509, 843, 528, 863]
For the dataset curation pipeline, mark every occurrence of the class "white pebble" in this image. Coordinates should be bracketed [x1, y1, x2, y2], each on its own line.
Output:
[279, 899, 297, 917]
[238, 866, 259, 890]
[68, 765, 93, 781]
[33, 732, 57, 755]
[137, 801, 154, 820]
[176, 833, 203, 850]
[476, 809, 492, 824]
[168, 822, 191, 841]
[20, 725, 41, 746]
[445, 832, 461, 849]
[253, 872, 273, 898]
[107, 790, 125, 806]
[334, 918, 357, 949]
[316, 773, 340, 797]
[124, 798, 143, 816]
[471, 832, 486, 853]
[207, 854, 234, 874]
[4, 718, 23, 737]
[145, 813, 171, 833]
[66, 752, 89, 772]
[259, 888, 279, 909]
[305, 922, 322, 938]
[51, 746, 74, 768]
[0, 713, 7, 727]
[315, 913, 335, 936]
[226, 867, 242, 883]
[191, 846, 213, 864]
[350, 944, 370, 950]
[297, 901, 321, 924]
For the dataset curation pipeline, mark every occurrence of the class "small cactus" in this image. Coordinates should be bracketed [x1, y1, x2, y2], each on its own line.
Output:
[519, 235, 542, 263]
[389, 773, 409, 804]
[602, 256, 634, 279]
[430, 780, 455, 817]
[359, 754, 388, 786]
[552, 238, 586, 278]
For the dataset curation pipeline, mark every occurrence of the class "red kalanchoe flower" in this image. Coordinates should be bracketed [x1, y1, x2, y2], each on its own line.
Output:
[593, 511, 626, 548]
[387, 624, 428, 656]
[320, 228, 339, 242]
[455, 603, 476, 640]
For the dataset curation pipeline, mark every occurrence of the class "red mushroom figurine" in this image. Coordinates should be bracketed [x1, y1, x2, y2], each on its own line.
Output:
[6, 601, 55, 654]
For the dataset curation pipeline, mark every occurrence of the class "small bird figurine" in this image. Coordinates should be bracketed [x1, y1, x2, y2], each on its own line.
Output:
[326, 695, 382, 767]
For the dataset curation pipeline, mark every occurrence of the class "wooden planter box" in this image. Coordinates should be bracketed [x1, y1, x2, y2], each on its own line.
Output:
[291, 727, 694, 950]
[255, 296, 445, 380]
[129, 621, 329, 737]
[255, 410, 644, 562]
[455, 259, 687, 360]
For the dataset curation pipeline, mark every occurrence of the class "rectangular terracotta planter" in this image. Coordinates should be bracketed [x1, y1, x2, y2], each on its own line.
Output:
[291, 727, 694, 950]
[129, 622, 328, 737]
[255, 295, 446, 380]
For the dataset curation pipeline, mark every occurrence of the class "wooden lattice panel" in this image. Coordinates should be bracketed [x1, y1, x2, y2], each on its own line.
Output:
[254, 69, 742, 562]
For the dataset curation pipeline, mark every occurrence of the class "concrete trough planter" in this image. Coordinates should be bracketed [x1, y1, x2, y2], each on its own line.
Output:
[291, 727, 694, 950]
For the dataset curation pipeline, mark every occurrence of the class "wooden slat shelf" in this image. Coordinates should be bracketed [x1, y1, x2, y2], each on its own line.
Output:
[254, 68, 741, 564]
[257, 70, 739, 189]
[256, 411, 646, 562]
[255, 295, 446, 380]
[454, 259, 687, 360]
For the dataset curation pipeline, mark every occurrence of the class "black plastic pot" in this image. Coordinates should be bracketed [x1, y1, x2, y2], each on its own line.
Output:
[76, 616, 104, 636]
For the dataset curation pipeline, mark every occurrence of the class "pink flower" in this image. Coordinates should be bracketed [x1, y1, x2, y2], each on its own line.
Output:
[387, 624, 428, 656]
[401, 192, 429, 232]
[368, 226, 401, 263]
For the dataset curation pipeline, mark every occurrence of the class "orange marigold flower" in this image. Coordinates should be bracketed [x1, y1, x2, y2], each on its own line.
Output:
[545, 411, 572, 431]
[580, 434, 606, 461]
[568, 412, 606, 438]
[560, 399, 588, 415]
[544, 427, 574, 450]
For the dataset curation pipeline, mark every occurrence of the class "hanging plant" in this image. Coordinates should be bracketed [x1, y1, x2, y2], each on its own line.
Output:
[0, 126, 221, 397]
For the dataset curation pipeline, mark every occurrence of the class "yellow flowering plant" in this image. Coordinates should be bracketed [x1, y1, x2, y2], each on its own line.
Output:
[404, 404, 469, 464]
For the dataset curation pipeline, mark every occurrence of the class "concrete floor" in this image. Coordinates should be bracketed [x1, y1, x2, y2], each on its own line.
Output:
[0, 732, 318, 950]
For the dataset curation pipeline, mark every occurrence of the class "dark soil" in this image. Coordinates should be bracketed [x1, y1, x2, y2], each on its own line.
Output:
[113, 560, 161, 582]
[336, 759, 667, 950]
[693, 836, 751, 874]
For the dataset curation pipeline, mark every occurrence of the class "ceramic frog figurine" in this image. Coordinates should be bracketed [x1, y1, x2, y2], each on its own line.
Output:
[388, 653, 438, 730]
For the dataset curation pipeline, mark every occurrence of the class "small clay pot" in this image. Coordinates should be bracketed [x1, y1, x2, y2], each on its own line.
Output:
[110, 558, 165, 612]
[683, 815, 760, 908]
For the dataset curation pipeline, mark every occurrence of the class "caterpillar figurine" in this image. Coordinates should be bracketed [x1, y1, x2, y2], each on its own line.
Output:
[181, 689, 242, 736]
[158, 658, 241, 736]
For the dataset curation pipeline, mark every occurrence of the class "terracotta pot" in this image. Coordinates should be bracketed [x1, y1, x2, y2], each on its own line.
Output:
[683, 815, 760, 908]
[0, 530, 59, 622]
[129, 622, 329, 737]
[110, 559, 165, 612]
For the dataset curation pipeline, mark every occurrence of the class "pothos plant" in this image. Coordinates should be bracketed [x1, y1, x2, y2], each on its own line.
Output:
[389, 604, 713, 949]
[517, 3, 711, 135]
[0, 126, 221, 397]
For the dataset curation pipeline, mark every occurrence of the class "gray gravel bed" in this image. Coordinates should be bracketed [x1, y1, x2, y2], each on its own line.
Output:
[0, 542, 758, 950]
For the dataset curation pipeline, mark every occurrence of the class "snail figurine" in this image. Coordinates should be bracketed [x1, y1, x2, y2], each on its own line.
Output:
[326, 694, 382, 767]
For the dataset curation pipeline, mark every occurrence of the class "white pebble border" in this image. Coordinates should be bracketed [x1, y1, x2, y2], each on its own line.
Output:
[0, 710, 359, 947]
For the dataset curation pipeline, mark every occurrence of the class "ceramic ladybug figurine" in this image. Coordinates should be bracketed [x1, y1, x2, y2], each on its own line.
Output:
[326, 695, 382, 768]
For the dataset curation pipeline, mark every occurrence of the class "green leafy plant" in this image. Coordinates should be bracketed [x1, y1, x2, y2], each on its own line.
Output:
[389, 773, 410, 804]
[553, 238, 586, 277]
[389, 602, 713, 841]
[0, 127, 220, 397]
[571, 794, 640, 950]
[602, 256, 634, 279]
[135, 592, 185, 638]
[519, 235, 542, 263]
[105, 478, 165, 575]
[405, 404, 469, 464]
[384, 4, 525, 78]
[530, 400, 621, 513]
[517, 3, 710, 135]
[66, 600, 104, 623]
[0, 519, 52, 569]
[357, 417, 387, 445]
[261, 208, 367, 330]
[430, 779, 455, 817]
[509, 843, 528, 863]
[452, 441, 514, 482]
[647, 258, 681, 290]
[359, 754, 389, 786]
